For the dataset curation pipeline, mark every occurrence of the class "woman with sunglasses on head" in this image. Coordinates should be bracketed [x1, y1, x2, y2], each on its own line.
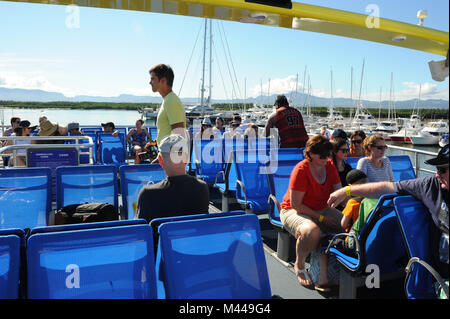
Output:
[356, 134, 394, 183]
[280, 135, 344, 292]
[331, 137, 353, 187]
[348, 130, 366, 157]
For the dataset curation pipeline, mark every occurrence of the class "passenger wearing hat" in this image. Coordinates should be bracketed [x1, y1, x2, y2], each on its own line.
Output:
[328, 144, 449, 279]
[136, 134, 209, 223]
[331, 128, 348, 141]
[195, 117, 217, 140]
[264, 94, 309, 148]
[101, 122, 119, 137]
[37, 119, 67, 144]
[67, 122, 82, 135]
[9, 120, 38, 166]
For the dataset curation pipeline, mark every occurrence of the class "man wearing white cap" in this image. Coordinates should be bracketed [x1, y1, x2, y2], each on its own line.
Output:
[136, 134, 209, 223]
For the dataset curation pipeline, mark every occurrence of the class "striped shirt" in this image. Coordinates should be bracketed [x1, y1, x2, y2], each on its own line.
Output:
[356, 157, 394, 183]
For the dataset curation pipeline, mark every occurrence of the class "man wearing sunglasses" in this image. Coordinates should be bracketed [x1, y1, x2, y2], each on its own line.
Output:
[328, 144, 449, 279]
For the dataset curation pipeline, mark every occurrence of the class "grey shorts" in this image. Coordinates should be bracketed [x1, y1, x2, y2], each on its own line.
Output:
[280, 206, 343, 237]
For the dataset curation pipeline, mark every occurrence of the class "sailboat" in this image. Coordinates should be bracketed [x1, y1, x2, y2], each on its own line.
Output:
[374, 72, 399, 139]
[390, 84, 423, 144]
[350, 59, 379, 133]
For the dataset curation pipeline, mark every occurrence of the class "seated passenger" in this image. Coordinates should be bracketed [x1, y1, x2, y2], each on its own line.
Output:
[127, 119, 152, 164]
[101, 122, 119, 137]
[136, 134, 209, 223]
[356, 134, 394, 182]
[348, 130, 366, 157]
[280, 135, 343, 292]
[10, 121, 37, 167]
[331, 137, 353, 187]
[328, 144, 449, 285]
[195, 117, 217, 140]
[37, 119, 67, 144]
[340, 169, 369, 232]
[212, 117, 225, 138]
[2, 117, 21, 166]
[67, 122, 83, 135]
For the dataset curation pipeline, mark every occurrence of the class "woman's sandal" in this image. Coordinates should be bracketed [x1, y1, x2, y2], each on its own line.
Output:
[314, 284, 332, 293]
[294, 268, 314, 289]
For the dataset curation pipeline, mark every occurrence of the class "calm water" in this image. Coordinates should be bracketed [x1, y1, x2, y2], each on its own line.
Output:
[2, 107, 442, 175]
[1, 108, 141, 127]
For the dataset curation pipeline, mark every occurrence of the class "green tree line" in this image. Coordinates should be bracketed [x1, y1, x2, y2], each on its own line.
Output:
[1, 100, 447, 119]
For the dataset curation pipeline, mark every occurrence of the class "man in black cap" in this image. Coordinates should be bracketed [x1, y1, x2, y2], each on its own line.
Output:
[101, 122, 119, 137]
[264, 94, 308, 148]
[328, 144, 449, 278]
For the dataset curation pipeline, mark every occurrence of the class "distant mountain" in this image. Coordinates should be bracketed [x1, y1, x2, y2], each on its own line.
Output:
[0, 87, 448, 109]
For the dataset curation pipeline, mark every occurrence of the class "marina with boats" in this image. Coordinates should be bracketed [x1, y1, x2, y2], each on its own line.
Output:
[0, 0, 449, 302]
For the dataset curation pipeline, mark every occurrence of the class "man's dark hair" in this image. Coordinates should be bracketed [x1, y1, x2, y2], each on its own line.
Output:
[10, 117, 20, 125]
[150, 64, 174, 87]
[274, 95, 289, 108]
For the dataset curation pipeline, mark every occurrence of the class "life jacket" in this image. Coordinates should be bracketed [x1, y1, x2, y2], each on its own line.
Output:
[274, 106, 309, 148]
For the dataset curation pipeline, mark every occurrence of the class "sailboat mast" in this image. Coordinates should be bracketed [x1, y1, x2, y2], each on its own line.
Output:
[330, 68, 334, 120]
[200, 18, 207, 117]
[208, 19, 212, 109]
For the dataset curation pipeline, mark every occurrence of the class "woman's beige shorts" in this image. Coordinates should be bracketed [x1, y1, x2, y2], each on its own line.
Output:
[280, 207, 343, 237]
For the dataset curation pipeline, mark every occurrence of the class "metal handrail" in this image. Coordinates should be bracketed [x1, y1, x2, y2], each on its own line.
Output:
[0, 135, 94, 167]
[387, 144, 438, 177]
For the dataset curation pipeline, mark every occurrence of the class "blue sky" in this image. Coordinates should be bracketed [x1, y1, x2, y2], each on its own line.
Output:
[0, 0, 448, 103]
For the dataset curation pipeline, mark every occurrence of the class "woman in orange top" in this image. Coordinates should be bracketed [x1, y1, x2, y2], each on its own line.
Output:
[280, 135, 344, 291]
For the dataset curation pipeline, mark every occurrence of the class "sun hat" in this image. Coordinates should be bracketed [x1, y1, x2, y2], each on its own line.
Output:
[38, 120, 58, 136]
[424, 144, 449, 166]
[202, 117, 212, 125]
[158, 134, 189, 154]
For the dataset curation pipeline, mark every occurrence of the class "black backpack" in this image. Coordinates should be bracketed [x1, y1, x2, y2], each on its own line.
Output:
[55, 203, 118, 225]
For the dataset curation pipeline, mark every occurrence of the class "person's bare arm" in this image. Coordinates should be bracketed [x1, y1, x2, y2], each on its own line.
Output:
[328, 181, 395, 208]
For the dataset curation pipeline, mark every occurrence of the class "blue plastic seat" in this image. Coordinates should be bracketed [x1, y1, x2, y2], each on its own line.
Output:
[0, 228, 24, 299]
[388, 155, 416, 181]
[0, 168, 52, 230]
[158, 214, 271, 299]
[394, 195, 448, 299]
[97, 132, 127, 167]
[119, 164, 166, 219]
[266, 159, 300, 228]
[233, 149, 270, 212]
[345, 156, 361, 169]
[326, 193, 407, 298]
[66, 133, 95, 164]
[55, 165, 118, 210]
[26, 223, 157, 299]
[193, 138, 224, 184]
[269, 147, 304, 162]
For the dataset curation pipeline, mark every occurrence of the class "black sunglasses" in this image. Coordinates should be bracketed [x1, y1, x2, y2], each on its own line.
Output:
[437, 166, 449, 175]
[374, 145, 388, 150]
[351, 139, 363, 144]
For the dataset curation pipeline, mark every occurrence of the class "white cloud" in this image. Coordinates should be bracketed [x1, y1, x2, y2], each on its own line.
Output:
[0, 71, 76, 97]
[249, 75, 303, 97]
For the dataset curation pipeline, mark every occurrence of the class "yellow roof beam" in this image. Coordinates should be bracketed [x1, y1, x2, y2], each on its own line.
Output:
[3, 0, 448, 56]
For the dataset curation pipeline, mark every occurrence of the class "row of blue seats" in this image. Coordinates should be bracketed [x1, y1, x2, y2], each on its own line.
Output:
[0, 164, 167, 230]
[0, 212, 272, 299]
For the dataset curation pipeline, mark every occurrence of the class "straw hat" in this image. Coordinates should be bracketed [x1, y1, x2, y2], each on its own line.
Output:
[38, 120, 58, 136]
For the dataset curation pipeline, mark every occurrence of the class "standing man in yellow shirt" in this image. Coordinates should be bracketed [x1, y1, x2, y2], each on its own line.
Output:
[149, 64, 186, 147]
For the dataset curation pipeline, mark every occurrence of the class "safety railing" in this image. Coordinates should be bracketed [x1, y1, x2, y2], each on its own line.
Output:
[387, 144, 438, 177]
[0, 135, 95, 167]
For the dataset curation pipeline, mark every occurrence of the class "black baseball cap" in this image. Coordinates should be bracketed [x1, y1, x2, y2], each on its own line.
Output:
[101, 122, 115, 129]
[425, 144, 449, 166]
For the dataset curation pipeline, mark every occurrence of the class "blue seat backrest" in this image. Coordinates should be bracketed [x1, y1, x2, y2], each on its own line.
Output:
[346, 156, 361, 169]
[193, 138, 224, 183]
[66, 133, 95, 164]
[266, 159, 299, 227]
[119, 164, 166, 219]
[97, 133, 126, 166]
[158, 214, 271, 299]
[360, 194, 406, 274]
[270, 147, 305, 162]
[26, 224, 157, 299]
[0, 168, 52, 230]
[0, 229, 22, 299]
[233, 149, 270, 212]
[394, 195, 435, 299]
[387, 155, 416, 181]
[147, 127, 157, 141]
[55, 165, 118, 210]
